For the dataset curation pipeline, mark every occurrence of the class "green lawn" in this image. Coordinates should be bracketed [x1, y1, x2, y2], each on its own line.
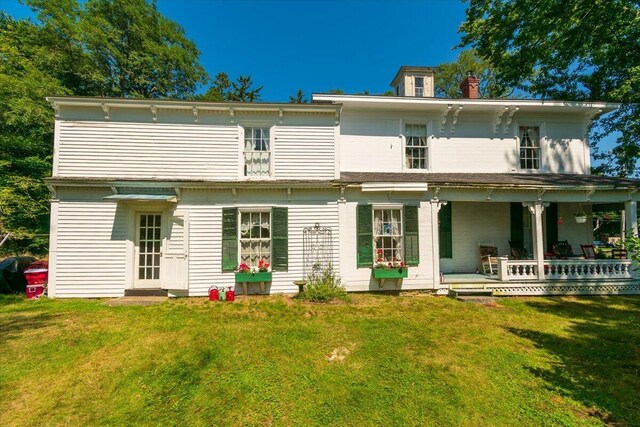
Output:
[1, 294, 639, 426]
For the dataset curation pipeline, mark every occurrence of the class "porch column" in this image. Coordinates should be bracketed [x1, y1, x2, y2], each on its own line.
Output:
[430, 199, 445, 287]
[624, 201, 638, 237]
[525, 202, 547, 281]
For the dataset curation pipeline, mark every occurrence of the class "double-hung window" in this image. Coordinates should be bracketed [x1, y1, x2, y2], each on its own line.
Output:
[373, 208, 403, 263]
[239, 211, 271, 268]
[414, 76, 424, 97]
[356, 204, 419, 268]
[244, 127, 271, 177]
[405, 124, 428, 170]
[519, 126, 541, 170]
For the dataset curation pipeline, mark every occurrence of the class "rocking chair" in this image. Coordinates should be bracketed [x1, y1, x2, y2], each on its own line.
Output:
[479, 244, 499, 275]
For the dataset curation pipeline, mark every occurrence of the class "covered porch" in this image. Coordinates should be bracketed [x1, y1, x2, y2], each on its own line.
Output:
[429, 174, 640, 294]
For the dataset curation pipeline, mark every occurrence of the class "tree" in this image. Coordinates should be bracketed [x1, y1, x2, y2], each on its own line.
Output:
[25, 0, 208, 99]
[198, 72, 262, 102]
[289, 89, 307, 103]
[459, 0, 640, 175]
[435, 49, 510, 98]
[0, 1, 208, 255]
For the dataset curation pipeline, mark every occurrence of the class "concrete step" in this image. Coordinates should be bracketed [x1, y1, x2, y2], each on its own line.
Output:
[448, 288, 494, 298]
[455, 295, 499, 304]
[124, 288, 168, 297]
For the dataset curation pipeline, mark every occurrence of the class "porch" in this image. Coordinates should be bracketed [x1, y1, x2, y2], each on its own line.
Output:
[436, 197, 639, 295]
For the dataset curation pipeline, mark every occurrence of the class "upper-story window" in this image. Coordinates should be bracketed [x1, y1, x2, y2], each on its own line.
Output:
[244, 127, 271, 177]
[405, 124, 428, 169]
[519, 126, 540, 170]
[414, 76, 424, 97]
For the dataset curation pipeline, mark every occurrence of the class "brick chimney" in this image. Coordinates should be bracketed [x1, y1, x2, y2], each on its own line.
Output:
[460, 71, 480, 99]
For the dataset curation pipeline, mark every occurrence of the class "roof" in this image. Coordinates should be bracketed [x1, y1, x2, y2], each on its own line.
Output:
[390, 66, 437, 87]
[311, 94, 619, 114]
[46, 173, 640, 191]
[339, 172, 640, 189]
[46, 96, 342, 114]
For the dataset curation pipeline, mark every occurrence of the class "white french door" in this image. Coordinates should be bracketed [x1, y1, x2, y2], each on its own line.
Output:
[135, 212, 163, 288]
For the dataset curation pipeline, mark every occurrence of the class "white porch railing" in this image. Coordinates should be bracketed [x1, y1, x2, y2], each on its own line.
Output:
[545, 259, 633, 280]
[499, 259, 538, 281]
[497, 257, 634, 281]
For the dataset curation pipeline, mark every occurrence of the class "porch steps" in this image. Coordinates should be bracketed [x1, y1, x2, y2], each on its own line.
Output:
[448, 288, 497, 303]
[124, 288, 168, 297]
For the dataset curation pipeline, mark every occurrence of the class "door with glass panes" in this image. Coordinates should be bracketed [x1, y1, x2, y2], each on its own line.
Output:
[135, 212, 163, 288]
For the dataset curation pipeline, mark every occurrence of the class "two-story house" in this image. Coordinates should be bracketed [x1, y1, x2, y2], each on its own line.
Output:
[45, 67, 640, 298]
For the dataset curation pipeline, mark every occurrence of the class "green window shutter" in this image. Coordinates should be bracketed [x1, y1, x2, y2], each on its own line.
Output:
[221, 208, 238, 272]
[545, 203, 558, 252]
[357, 204, 373, 267]
[403, 205, 420, 266]
[272, 207, 288, 272]
[439, 202, 452, 258]
[510, 202, 524, 248]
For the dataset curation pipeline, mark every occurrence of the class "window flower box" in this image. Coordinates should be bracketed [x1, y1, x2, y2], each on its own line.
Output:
[372, 268, 408, 279]
[235, 271, 272, 283]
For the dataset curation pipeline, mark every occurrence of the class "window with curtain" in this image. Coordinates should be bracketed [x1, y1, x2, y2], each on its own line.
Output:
[244, 127, 271, 177]
[373, 208, 403, 263]
[405, 124, 428, 169]
[519, 126, 540, 170]
[239, 211, 271, 268]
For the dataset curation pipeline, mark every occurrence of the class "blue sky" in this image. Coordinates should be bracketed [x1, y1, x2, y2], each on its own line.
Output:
[3, 0, 469, 101]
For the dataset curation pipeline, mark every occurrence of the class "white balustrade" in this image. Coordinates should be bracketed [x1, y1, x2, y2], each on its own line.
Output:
[498, 257, 633, 281]
[545, 259, 633, 280]
[498, 257, 538, 281]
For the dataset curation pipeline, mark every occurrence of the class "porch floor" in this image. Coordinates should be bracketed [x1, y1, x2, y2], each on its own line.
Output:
[442, 273, 499, 284]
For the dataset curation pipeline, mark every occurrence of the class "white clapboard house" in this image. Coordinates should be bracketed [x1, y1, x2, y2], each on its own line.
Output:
[45, 66, 640, 297]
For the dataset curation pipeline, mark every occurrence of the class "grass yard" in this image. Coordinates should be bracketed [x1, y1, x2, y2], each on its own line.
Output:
[1, 294, 639, 426]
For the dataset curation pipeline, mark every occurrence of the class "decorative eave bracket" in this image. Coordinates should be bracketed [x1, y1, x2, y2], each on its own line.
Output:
[493, 107, 508, 134]
[503, 107, 519, 134]
[102, 103, 110, 121]
[450, 106, 463, 134]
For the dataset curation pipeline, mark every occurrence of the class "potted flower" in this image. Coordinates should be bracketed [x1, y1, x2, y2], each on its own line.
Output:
[371, 255, 408, 279]
[235, 261, 272, 283]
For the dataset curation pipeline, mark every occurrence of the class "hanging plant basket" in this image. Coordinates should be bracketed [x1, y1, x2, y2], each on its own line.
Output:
[574, 203, 587, 224]
[574, 213, 587, 224]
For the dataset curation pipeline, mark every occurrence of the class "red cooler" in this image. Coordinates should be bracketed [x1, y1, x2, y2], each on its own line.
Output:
[24, 261, 48, 299]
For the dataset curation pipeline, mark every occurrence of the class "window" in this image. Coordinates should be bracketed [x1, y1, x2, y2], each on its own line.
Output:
[373, 208, 403, 263]
[239, 211, 271, 268]
[519, 126, 540, 169]
[414, 76, 424, 97]
[405, 124, 428, 169]
[244, 127, 271, 177]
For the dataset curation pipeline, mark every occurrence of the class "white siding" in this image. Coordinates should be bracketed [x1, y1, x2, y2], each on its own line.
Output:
[273, 126, 335, 180]
[57, 121, 240, 180]
[53, 196, 127, 297]
[184, 199, 340, 296]
[337, 190, 435, 291]
[339, 109, 589, 174]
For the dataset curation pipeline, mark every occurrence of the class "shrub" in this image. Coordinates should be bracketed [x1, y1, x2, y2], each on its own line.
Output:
[298, 264, 348, 303]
